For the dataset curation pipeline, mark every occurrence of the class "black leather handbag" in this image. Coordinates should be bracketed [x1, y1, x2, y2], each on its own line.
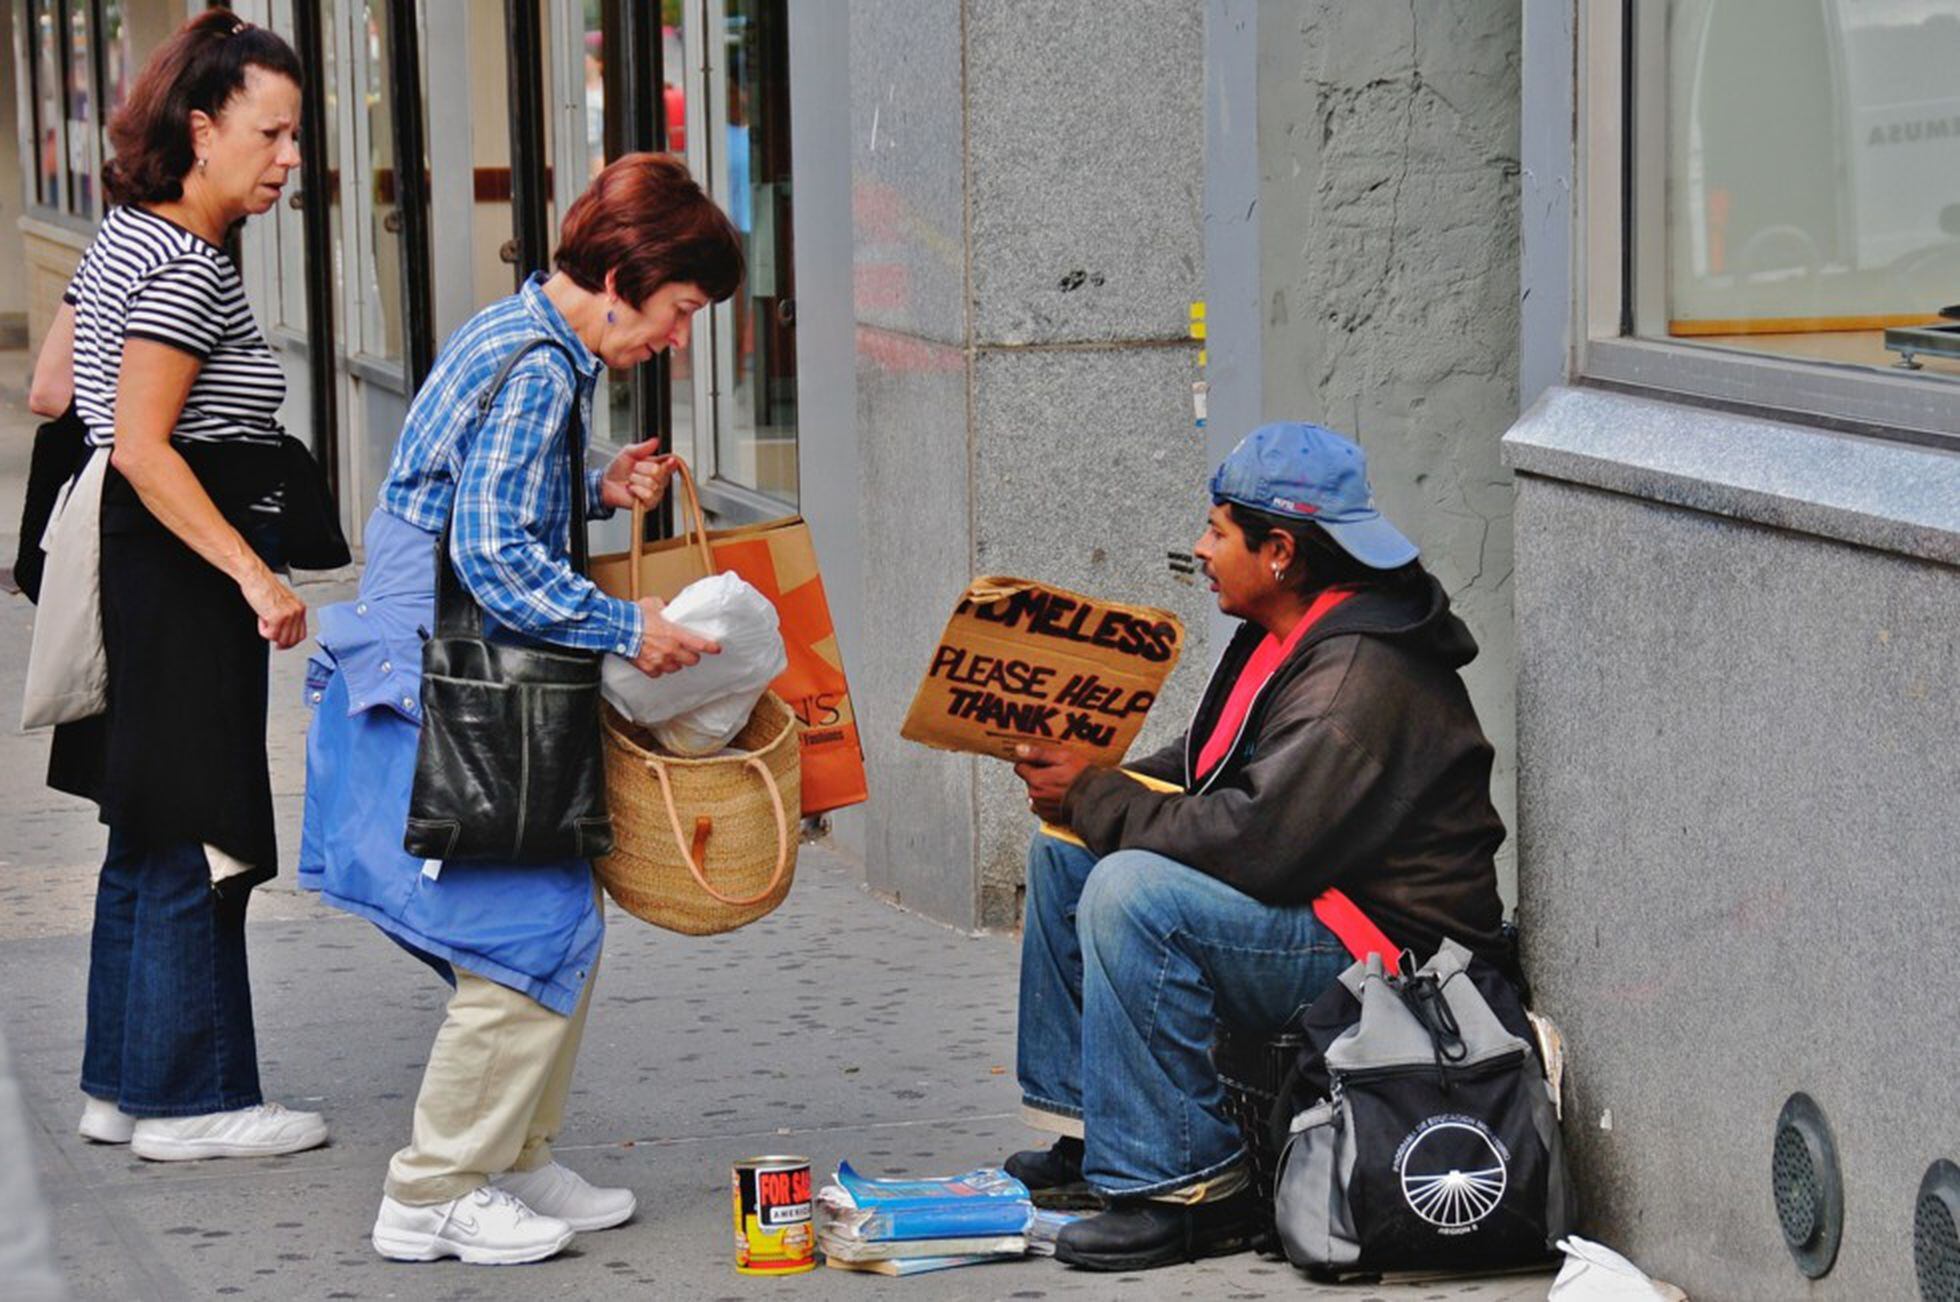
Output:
[403, 338, 616, 864]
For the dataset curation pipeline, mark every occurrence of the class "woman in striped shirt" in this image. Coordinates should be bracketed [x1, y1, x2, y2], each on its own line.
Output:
[300, 153, 744, 1266]
[37, 13, 329, 1163]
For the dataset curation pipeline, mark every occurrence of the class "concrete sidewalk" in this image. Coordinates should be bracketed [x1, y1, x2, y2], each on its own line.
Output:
[0, 351, 1550, 1300]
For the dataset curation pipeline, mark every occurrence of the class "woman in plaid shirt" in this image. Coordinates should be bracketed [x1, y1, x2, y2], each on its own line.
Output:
[299, 154, 743, 1266]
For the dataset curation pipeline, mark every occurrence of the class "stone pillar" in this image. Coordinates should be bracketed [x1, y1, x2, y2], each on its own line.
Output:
[1256, 1, 1524, 894]
[852, 0, 1214, 929]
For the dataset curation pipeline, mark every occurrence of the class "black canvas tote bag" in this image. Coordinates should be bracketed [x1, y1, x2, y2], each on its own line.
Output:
[403, 338, 615, 863]
[12, 404, 90, 604]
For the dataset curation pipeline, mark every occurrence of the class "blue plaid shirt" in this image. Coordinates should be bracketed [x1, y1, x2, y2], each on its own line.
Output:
[378, 274, 642, 656]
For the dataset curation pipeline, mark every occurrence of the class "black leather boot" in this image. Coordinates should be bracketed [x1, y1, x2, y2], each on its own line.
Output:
[1052, 1187, 1258, 1271]
[1002, 1136, 1100, 1209]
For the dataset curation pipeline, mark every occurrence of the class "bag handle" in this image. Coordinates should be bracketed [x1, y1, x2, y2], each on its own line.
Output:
[648, 754, 792, 907]
[626, 457, 716, 602]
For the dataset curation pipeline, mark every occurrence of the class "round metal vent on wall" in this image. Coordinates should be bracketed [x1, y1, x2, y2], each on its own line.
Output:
[1771, 1092, 1843, 1279]
[1917, 1159, 1960, 1302]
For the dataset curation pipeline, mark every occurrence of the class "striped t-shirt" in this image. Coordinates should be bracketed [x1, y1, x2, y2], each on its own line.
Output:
[65, 205, 288, 459]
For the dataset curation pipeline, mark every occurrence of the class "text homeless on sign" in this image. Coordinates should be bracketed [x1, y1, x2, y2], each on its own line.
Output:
[900, 577, 1184, 762]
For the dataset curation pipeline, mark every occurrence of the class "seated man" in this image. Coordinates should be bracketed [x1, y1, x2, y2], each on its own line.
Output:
[1006, 422, 1508, 1271]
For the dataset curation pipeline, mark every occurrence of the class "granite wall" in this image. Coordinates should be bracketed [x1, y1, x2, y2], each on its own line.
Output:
[1257, 0, 1525, 893]
[851, 0, 1214, 928]
[1507, 386, 1960, 1299]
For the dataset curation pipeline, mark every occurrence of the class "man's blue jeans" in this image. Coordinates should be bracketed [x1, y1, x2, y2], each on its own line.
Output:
[81, 830, 263, 1117]
[1016, 835, 1350, 1198]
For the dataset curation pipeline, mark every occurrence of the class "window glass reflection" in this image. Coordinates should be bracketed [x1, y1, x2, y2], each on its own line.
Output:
[713, 0, 796, 504]
[33, 0, 61, 207]
[1665, 0, 1960, 377]
[65, 0, 93, 214]
[361, 0, 405, 363]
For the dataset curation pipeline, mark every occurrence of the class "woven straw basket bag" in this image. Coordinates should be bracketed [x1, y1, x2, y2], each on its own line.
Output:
[596, 692, 801, 935]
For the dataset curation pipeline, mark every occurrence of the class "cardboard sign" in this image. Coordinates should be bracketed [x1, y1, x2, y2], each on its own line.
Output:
[900, 576, 1184, 763]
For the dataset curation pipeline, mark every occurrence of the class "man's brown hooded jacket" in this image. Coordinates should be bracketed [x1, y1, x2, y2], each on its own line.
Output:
[1061, 574, 1507, 963]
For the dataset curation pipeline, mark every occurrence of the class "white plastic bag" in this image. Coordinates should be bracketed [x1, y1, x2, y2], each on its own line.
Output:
[601, 573, 787, 755]
[1549, 1236, 1689, 1301]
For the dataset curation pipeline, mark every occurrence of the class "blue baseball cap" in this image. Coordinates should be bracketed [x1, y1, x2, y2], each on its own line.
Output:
[1208, 422, 1418, 569]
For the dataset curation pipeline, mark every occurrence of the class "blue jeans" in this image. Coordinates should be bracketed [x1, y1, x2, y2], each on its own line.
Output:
[1016, 836, 1350, 1197]
[81, 830, 263, 1117]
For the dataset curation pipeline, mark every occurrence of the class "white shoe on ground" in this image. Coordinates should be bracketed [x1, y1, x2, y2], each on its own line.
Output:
[78, 1096, 136, 1144]
[371, 1186, 575, 1265]
[129, 1102, 329, 1161]
[491, 1161, 637, 1232]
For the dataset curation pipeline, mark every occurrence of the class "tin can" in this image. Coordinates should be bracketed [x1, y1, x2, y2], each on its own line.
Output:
[731, 1154, 815, 1275]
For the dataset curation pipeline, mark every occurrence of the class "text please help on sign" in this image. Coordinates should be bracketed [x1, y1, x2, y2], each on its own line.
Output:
[900, 577, 1185, 764]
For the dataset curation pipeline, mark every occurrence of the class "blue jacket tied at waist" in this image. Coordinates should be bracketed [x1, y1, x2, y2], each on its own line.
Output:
[298, 507, 602, 1014]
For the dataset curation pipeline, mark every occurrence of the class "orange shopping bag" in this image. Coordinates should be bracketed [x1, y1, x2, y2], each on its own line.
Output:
[590, 461, 867, 817]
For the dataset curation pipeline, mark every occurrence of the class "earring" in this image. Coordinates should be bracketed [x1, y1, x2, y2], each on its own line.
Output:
[197, 157, 208, 173]
[1272, 564, 1284, 581]
[606, 309, 616, 325]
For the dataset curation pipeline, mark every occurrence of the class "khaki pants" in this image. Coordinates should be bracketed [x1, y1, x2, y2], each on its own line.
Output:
[384, 953, 599, 1206]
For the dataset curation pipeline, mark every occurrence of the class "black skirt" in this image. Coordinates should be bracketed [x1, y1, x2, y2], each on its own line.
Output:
[49, 462, 280, 891]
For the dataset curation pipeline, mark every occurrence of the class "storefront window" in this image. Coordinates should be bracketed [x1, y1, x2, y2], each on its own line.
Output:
[22, 0, 145, 222]
[99, 0, 131, 119]
[360, 0, 406, 364]
[1661, 0, 1960, 378]
[666, 4, 698, 458]
[63, 0, 93, 214]
[552, 0, 636, 451]
[32, 0, 64, 209]
[667, 0, 795, 512]
[712, 0, 796, 505]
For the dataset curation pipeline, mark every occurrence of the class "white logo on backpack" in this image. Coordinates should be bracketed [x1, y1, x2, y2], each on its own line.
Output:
[1395, 1115, 1510, 1234]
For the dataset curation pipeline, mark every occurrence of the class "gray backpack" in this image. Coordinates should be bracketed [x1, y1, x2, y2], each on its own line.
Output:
[1273, 940, 1572, 1278]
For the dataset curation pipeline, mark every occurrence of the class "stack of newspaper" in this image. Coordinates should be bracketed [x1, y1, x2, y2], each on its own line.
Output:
[816, 1162, 1034, 1277]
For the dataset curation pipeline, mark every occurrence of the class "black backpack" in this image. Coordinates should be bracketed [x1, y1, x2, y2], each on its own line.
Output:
[1271, 940, 1573, 1279]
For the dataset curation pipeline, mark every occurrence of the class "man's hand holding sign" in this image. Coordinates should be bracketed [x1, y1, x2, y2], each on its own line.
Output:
[1012, 743, 1090, 824]
[899, 576, 1186, 829]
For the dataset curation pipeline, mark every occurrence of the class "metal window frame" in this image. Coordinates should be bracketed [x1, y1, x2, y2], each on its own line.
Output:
[85, 0, 109, 210]
[386, 0, 436, 389]
[1569, 0, 1960, 453]
[612, 0, 676, 540]
[11, 0, 43, 210]
[505, 0, 550, 283]
[53, 0, 80, 216]
[288, 0, 339, 496]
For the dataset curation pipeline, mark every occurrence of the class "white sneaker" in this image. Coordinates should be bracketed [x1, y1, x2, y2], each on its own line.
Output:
[130, 1102, 329, 1161]
[78, 1096, 136, 1144]
[371, 1187, 575, 1265]
[491, 1161, 637, 1232]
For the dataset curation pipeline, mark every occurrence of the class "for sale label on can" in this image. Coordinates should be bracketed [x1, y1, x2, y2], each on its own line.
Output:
[732, 1155, 815, 1274]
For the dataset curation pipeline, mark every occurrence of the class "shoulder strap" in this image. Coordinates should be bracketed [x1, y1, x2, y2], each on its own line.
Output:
[1312, 888, 1402, 977]
[433, 337, 590, 640]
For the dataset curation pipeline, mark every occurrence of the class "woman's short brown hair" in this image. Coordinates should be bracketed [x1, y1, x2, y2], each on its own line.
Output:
[103, 10, 302, 206]
[554, 153, 745, 307]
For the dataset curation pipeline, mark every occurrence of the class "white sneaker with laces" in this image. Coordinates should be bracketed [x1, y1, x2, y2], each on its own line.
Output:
[129, 1102, 329, 1161]
[491, 1161, 637, 1232]
[371, 1186, 575, 1265]
[78, 1096, 135, 1144]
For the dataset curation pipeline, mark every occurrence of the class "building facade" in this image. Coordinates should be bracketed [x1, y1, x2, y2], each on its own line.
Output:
[1510, 2, 1958, 1297]
[7, 2, 1954, 1296]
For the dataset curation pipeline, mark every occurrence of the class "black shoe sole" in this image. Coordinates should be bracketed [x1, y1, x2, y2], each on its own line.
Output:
[1053, 1227, 1254, 1272]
